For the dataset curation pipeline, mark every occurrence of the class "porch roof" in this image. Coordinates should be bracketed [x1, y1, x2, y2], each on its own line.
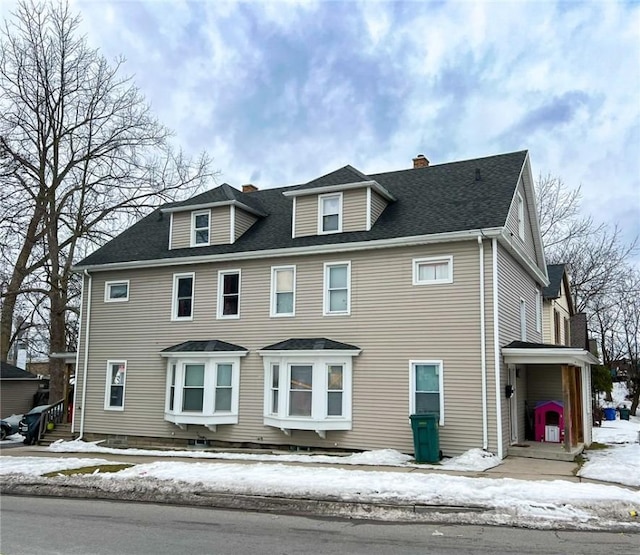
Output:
[502, 341, 599, 366]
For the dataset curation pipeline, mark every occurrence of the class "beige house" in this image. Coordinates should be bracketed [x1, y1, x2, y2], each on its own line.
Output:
[72, 150, 596, 460]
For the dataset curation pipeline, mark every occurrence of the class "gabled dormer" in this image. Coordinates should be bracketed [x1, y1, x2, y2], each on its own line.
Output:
[283, 165, 395, 239]
[162, 183, 266, 249]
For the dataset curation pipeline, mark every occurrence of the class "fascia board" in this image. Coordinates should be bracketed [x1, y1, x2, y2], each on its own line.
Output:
[502, 347, 599, 365]
[283, 180, 395, 201]
[162, 200, 265, 218]
[73, 227, 504, 273]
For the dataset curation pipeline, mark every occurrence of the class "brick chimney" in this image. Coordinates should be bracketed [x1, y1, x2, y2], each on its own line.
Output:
[242, 184, 258, 193]
[412, 154, 430, 169]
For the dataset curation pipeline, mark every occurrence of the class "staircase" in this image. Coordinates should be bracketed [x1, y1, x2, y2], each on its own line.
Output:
[38, 423, 75, 446]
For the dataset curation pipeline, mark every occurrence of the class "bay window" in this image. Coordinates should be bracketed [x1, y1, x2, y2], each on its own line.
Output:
[161, 351, 246, 430]
[260, 346, 360, 437]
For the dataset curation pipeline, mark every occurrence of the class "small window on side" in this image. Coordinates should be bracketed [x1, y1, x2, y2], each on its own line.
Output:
[192, 211, 210, 246]
[105, 281, 129, 302]
[413, 256, 453, 285]
[318, 193, 342, 234]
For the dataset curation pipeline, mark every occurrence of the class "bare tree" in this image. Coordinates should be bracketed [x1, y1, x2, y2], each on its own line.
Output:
[0, 1, 213, 400]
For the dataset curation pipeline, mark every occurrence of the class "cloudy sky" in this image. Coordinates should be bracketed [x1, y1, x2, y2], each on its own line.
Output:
[3, 0, 639, 249]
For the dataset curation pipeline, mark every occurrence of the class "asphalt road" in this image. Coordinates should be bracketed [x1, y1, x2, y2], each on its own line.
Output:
[1, 496, 638, 555]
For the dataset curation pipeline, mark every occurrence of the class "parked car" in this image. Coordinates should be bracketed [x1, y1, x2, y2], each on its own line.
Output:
[18, 405, 51, 445]
[0, 414, 22, 440]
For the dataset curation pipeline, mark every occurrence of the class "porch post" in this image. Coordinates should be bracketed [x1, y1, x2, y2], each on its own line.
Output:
[562, 365, 573, 450]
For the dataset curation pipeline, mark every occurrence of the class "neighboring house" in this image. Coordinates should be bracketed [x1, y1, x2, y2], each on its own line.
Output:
[73, 150, 597, 460]
[1, 361, 47, 417]
[542, 264, 573, 345]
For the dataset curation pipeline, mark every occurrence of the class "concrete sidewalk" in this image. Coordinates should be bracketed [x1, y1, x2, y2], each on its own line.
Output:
[0, 443, 583, 482]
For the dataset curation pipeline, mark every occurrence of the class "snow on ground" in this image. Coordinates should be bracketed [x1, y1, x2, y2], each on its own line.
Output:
[0, 456, 112, 476]
[47, 441, 501, 472]
[1, 454, 638, 530]
[579, 383, 640, 487]
[0, 433, 24, 445]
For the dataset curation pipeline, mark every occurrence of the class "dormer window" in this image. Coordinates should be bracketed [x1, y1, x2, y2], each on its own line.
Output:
[192, 211, 210, 246]
[319, 193, 342, 234]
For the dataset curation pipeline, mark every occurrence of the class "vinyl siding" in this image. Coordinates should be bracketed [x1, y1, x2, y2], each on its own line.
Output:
[211, 206, 231, 245]
[77, 240, 494, 456]
[294, 196, 317, 237]
[505, 178, 538, 263]
[342, 189, 367, 232]
[0, 381, 43, 416]
[234, 208, 257, 242]
[170, 206, 232, 248]
[496, 245, 543, 454]
[170, 212, 191, 249]
[294, 188, 368, 237]
[542, 281, 572, 345]
[526, 365, 562, 404]
[370, 190, 388, 227]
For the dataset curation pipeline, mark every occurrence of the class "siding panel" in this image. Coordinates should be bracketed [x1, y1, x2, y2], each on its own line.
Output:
[234, 208, 258, 241]
[78, 241, 492, 456]
[171, 212, 191, 249]
[342, 189, 367, 232]
[370, 190, 388, 227]
[211, 206, 231, 245]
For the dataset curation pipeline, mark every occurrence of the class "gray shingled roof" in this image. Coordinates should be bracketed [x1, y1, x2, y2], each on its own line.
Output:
[261, 338, 360, 351]
[503, 341, 577, 350]
[161, 340, 247, 353]
[76, 150, 528, 268]
[543, 264, 565, 299]
[1, 361, 39, 379]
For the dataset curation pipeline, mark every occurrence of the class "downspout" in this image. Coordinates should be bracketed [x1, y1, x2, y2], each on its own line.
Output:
[71, 273, 85, 434]
[492, 238, 504, 458]
[478, 236, 488, 450]
[79, 270, 93, 440]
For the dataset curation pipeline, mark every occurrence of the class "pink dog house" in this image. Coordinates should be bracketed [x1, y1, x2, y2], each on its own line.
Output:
[534, 401, 564, 443]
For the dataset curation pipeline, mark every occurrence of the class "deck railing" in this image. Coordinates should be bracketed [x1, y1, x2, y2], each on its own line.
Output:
[36, 399, 65, 443]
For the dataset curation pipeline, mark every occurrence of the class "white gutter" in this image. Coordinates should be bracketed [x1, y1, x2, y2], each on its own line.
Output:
[79, 270, 93, 440]
[478, 236, 488, 450]
[73, 227, 504, 273]
[161, 199, 265, 218]
[492, 238, 504, 459]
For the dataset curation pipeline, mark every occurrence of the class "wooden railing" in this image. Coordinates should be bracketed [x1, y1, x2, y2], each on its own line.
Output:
[36, 399, 66, 443]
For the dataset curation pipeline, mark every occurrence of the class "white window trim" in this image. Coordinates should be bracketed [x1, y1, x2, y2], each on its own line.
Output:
[168, 213, 174, 250]
[317, 192, 343, 235]
[217, 269, 241, 320]
[520, 297, 527, 341]
[366, 186, 372, 231]
[162, 352, 246, 427]
[260, 352, 357, 433]
[323, 261, 351, 316]
[291, 196, 297, 239]
[104, 360, 127, 411]
[409, 360, 444, 426]
[104, 280, 130, 303]
[191, 209, 211, 247]
[172, 272, 195, 321]
[229, 204, 236, 244]
[412, 256, 453, 286]
[516, 192, 525, 240]
[270, 265, 296, 318]
[535, 289, 541, 333]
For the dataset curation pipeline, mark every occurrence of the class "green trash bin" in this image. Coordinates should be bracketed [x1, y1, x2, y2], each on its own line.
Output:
[619, 407, 631, 421]
[410, 413, 440, 463]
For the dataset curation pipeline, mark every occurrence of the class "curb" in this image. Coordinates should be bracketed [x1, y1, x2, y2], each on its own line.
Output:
[2, 476, 639, 533]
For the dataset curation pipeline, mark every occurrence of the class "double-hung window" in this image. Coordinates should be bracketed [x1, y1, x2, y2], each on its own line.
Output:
[260, 349, 360, 436]
[217, 270, 240, 319]
[318, 193, 342, 234]
[104, 280, 129, 302]
[271, 266, 295, 317]
[162, 354, 246, 428]
[192, 210, 210, 246]
[410, 360, 444, 425]
[105, 360, 126, 410]
[172, 273, 194, 320]
[412, 256, 453, 285]
[324, 262, 350, 315]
